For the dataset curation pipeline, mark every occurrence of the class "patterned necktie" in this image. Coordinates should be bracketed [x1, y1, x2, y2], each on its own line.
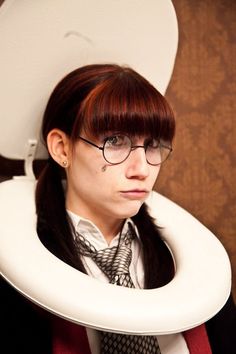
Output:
[75, 223, 161, 354]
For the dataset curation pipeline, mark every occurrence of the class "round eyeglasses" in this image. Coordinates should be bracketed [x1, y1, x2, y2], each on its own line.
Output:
[78, 134, 172, 166]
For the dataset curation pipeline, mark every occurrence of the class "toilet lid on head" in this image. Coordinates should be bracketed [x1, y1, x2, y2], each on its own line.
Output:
[0, 0, 178, 161]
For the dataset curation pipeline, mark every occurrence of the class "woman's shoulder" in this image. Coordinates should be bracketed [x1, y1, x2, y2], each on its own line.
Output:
[205, 293, 236, 354]
[1, 276, 52, 353]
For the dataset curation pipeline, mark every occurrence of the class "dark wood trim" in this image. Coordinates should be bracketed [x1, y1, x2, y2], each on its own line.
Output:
[0, 155, 46, 180]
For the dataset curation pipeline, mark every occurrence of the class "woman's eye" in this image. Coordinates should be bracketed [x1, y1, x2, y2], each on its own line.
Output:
[106, 135, 125, 147]
[147, 138, 159, 149]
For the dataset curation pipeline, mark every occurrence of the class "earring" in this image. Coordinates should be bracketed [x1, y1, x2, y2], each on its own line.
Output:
[62, 160, 68, 168]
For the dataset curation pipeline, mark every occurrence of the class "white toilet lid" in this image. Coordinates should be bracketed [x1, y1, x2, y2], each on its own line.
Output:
[0, 0, 178, 160]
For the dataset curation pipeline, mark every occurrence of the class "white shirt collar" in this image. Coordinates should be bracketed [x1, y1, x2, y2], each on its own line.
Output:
[67, 210, 138, 250]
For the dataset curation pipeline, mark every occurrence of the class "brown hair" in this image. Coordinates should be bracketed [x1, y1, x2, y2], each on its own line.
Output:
[41, 64, 175, 145]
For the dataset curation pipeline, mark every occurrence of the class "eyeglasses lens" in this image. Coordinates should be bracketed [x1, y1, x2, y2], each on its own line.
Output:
[104, 135, 131, 164]
[146, 145, 171, 165]
[103, 135, 171, 165]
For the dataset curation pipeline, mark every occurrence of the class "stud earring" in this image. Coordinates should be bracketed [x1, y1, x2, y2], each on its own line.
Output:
[62, 160, 68, 167]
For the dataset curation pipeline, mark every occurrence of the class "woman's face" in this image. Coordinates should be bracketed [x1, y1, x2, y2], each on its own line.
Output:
[65, 133, 160, 231]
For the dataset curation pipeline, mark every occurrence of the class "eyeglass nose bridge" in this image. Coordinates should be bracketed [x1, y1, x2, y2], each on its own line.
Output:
[130, 145, 147, 152]
[128, 145, 149, 162]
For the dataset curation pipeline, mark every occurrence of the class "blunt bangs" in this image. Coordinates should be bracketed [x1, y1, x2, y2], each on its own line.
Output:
[72, 67, 175, 143]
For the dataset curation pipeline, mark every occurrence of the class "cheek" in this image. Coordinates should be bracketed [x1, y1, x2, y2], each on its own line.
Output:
[150, 166, 161, 185]
[70, 158, 110, 195]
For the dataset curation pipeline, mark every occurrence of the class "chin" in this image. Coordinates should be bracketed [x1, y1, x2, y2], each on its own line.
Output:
[118, 201, 144, 219]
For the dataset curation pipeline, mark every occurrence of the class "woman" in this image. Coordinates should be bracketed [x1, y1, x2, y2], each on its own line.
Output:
[2, 64, 235, 353]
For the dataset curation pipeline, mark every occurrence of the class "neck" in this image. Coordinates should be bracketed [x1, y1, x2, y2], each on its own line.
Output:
[66, 191, 127, 244]
[95, 219, 124, 245]
[67, 205, 124, 245]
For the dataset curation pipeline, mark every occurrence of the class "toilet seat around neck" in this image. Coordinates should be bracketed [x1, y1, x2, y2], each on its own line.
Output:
[0, 179, 231, 335]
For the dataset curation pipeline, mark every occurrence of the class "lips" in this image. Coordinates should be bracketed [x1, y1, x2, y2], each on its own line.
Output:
[120, 190, 149, 199]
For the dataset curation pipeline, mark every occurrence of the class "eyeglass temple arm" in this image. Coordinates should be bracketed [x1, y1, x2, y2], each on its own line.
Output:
[161, 144, 173, 151]
[131, 143, 172, 151]
[78, 136, 104, 150]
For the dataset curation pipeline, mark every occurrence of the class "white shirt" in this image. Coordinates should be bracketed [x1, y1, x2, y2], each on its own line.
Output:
[68, 211, 189, 354]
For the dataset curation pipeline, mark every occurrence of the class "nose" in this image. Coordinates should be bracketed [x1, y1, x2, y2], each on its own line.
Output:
[125, 146, 149, 179]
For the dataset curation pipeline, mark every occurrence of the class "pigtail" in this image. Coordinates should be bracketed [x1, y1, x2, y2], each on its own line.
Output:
[35, 159, 86, 273]
[132, 203, 175, 289]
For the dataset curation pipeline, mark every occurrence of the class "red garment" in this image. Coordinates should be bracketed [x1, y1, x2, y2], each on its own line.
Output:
[52, 317, 91, 354]
[53, 318, 212, 354]
[183, 324, 212, 354]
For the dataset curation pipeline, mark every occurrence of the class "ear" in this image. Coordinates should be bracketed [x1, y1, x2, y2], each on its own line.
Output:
[47, 129, 71, 168]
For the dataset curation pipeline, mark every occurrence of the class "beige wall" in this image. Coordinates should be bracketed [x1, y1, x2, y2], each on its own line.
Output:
[156, 0, 236, 300]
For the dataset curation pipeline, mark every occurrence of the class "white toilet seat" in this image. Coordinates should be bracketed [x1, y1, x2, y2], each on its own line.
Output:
[0, 179, 231, 335]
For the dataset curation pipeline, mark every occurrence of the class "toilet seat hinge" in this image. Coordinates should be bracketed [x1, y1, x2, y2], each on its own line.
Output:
[23, 139, 38, 179]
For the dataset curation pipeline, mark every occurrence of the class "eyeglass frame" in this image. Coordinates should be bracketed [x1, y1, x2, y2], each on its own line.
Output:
[77, 135, 173, 166]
